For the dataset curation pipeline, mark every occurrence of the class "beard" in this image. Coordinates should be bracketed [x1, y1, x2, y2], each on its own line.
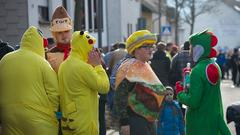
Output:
[59, 38, 70, 44]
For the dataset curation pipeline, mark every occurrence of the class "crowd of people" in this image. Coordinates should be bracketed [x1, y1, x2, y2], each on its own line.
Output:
[0, 5, 238, 135]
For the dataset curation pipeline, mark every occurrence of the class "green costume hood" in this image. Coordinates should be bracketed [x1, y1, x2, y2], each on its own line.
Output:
[189, 29, 218, 62]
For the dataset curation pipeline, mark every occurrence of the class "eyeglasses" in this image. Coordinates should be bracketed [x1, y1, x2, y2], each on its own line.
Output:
[139, 45, 156, 49]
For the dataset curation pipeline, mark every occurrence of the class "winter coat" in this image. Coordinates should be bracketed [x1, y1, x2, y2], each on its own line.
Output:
[169, 50, 193, 86]
[177, 59, 231, 135]
[157, 101, 185, 135]
[150, 50, 171, 86]
[0, 41, 14, 60]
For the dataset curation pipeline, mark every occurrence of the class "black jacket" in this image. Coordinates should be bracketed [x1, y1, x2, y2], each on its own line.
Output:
[150, 50, 171, 86]
[0, 42, 14, 60]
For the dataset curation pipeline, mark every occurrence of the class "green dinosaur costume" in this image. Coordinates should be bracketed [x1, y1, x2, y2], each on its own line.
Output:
[177, 30, 231, 135]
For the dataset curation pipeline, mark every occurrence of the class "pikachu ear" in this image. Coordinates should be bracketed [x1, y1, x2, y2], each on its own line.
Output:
[80, 31, 84, 35]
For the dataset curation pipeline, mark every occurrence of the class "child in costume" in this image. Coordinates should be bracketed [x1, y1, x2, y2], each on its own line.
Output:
[176, 29, 231, 135]
[114, 30, 166, 135]
[157, 86, 185, 135]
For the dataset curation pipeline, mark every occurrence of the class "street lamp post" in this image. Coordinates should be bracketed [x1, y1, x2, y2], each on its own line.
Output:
[158, 0, 162, 40]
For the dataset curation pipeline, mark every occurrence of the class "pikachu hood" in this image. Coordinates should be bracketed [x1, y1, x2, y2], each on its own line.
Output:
[70, 31, 96, 62]
[20, 26, 45, 57]
[59, 31, 109, 135]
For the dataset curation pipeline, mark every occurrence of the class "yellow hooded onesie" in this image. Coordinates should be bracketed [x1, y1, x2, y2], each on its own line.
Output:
[58, 31, 109, 135]
[0, 26, 59, 135]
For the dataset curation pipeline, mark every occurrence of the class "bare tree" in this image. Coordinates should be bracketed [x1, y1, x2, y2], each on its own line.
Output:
[167, 0, 186, 45]
[174, 0, 186, 45]
[183, 0, 219, 34]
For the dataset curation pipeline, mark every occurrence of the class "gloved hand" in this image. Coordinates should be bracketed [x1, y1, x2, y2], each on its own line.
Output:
[182, 66, 191, 77]
[175, 81, 184, 95]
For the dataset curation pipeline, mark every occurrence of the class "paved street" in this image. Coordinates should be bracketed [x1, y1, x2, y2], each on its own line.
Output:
[107, 79, 240, 135]
[221, 79, 240, 135]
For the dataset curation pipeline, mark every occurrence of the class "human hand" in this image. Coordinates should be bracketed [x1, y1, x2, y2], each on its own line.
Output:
[87, 49, 101, 67]
[175, 81, 184, 95]
[120, 125, 130, 135]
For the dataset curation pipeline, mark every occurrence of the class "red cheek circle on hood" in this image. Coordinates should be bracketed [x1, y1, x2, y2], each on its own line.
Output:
[88, 39, 94, 45]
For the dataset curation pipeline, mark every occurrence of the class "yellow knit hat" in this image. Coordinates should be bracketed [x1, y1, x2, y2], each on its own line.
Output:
[126, 30, 157, 55]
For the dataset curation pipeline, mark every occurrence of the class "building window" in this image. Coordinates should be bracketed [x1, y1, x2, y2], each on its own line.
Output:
[74, 0, 85, 30]
[63, 0, 67, 10]
[137, 17, 146, 30]
[93, 0, 97, 30]
[88, 0, 93, 30]
[75, 0, 103, 32]
[38, 6, 49, 24]
[80, 0, 86, 30]
[127, 23, 133, 37]
[87, 0, 103, 32]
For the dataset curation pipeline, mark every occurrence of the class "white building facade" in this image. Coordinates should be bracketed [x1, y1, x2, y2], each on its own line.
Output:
[181, 1, 240, 49]
[0, 0, 143, 49]
[28, 0, 108, 48]
[106, 0, 141, 46]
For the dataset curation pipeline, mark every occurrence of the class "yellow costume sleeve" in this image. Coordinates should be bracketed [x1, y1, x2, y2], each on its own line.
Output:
[42, 62, 60, 112]
[80, 64, 109, 94]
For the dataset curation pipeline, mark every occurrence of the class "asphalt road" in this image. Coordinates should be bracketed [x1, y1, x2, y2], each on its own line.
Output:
[221, 79, 240, 135]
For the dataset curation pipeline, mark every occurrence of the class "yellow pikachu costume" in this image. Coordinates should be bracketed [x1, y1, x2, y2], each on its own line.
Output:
[0, 26, 59, 135]
[58, 31, 109, 135]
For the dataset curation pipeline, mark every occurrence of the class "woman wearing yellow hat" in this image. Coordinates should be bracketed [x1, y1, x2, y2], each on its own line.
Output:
[114, 30, 166, 135]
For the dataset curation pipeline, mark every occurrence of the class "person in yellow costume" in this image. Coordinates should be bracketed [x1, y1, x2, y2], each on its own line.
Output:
[58, 31, 109, 135]
[0, 26, 59, 135]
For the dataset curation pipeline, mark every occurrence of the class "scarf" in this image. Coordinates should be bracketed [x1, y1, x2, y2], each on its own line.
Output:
[56, 43, 70, 60]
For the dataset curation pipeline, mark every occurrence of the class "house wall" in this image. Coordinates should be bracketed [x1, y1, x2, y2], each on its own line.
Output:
[120, 0, 141, 41]
[106, 0, 122, 46]
[0, 0, 28, 46]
